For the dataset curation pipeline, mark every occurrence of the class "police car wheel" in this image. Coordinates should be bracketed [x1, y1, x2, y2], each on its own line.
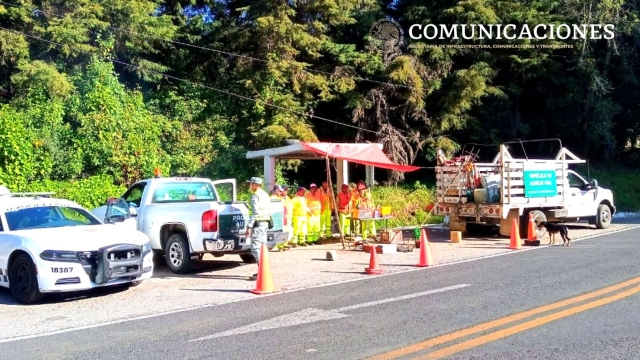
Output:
[9, 253, 45, 305]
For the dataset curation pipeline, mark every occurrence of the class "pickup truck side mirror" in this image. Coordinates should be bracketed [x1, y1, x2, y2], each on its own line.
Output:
[129, 205, 138, 217]
[105, 198, 132, 223]
[591, 179, 599, 199]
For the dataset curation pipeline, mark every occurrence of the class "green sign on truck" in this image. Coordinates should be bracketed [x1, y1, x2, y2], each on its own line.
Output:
[523, 170, 557, 197]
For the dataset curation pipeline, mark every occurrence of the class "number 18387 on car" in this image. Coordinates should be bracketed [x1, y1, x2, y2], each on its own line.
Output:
[51, 267, 74, 273]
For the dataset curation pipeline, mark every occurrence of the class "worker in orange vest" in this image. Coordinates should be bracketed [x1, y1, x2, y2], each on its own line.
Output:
[291, 186, 310, 247]
[305, 183, 323, 244]
[320, 181, 335, 239]
[351, 182, 376, 239]
[336, 184, 352, 238]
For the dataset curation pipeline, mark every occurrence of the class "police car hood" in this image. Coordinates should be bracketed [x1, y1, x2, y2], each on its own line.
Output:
[10, 225, 149, 251]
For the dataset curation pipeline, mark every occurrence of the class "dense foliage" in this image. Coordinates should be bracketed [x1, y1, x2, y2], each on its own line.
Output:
[0, 0, 639, 211]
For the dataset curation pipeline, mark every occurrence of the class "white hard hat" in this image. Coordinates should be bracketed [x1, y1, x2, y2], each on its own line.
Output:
[0, 185, 10, 196]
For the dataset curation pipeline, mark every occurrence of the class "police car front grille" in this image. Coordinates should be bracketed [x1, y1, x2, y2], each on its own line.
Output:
[55, 277, 81, 285]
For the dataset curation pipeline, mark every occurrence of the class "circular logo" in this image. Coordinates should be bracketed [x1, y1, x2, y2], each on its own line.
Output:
[369, 18, 404, 59]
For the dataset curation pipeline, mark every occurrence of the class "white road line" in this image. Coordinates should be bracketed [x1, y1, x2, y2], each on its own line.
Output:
[333, 284, 472, 312]
[0, 225, 637, 344]
[188, 284, 472, 342]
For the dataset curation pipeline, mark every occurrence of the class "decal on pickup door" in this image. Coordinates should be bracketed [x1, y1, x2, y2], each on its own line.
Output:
[218, 214, 250, 237]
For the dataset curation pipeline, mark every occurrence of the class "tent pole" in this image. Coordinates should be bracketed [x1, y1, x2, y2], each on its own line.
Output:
[327, 156, 345, 249]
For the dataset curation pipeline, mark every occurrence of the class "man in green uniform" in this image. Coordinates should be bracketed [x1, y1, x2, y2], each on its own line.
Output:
[245, 177, 272, 280]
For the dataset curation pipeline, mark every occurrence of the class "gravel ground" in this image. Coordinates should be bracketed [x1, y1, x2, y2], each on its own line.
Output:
[0, 221, 635, 340]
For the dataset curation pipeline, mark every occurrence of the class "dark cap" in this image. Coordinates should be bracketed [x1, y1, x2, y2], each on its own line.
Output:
[297, 186, 306, 192]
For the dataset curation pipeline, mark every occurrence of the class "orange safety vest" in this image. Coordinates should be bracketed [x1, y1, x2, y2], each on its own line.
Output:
[337, 191, 351, 213]
[352, 191, 373, 210]
[305, 191, 322, 215]
[320, 188, 333, 211]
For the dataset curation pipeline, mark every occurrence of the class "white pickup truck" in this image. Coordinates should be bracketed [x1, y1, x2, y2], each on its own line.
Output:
[434, 143, 616, 238]
[91, 174, 289, 274]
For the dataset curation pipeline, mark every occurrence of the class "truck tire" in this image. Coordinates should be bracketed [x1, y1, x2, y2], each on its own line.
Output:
[595, 204, 612, 229]
[239, 254, 257, 264]
[9, 253, 45, 305]
[165, 233, 191, 274]
[520, 210, 547, 240]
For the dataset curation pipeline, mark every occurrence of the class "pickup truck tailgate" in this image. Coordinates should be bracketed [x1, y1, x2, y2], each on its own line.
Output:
[217, 201, 284, 238]
[218, 202, 249, 238]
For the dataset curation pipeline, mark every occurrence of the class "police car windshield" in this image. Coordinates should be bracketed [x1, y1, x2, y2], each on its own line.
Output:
[5, 206, 101, 231]
[152, 182, 217, 203]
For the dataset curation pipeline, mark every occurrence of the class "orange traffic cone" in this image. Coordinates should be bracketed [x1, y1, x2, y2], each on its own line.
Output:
[250, 243, 280, 294]
[416, 228, 435, 267]
[509, 218, 522, 250]
[527, 213, 537, 241]
[365, 245, 384, 275]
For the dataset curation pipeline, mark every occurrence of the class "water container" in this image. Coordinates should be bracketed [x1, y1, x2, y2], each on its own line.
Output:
[474, 188, 488, 203]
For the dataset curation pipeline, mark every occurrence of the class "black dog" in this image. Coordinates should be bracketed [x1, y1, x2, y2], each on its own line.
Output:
[538, 221, 571, 246]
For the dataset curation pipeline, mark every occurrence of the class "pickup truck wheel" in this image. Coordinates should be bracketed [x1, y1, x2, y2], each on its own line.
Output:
[519, 210, 547, 240]
[595, 204, 612, 229]
[165, 234, 191, 274]
[9, 254, 45, 305]
[239, 254, 257, 264]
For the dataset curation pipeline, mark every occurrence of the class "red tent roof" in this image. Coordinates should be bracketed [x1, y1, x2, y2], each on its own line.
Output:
[300, 142, 420, 172]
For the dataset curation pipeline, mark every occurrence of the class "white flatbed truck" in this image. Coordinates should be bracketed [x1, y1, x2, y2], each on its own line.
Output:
[434, 143, 616, 238]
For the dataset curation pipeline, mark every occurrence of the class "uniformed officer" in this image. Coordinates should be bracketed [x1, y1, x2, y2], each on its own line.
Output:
[245, 177, 272, 280]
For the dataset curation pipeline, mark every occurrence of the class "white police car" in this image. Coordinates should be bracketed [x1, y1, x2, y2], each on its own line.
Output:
[0, 187, 153, 304]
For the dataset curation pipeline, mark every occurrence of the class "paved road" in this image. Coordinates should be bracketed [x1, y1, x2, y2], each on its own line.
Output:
[1, 225, 639, 360]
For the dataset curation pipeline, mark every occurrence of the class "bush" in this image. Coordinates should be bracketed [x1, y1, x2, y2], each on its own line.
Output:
[21, 175, 127, 210]
[369, 181, 443, 228]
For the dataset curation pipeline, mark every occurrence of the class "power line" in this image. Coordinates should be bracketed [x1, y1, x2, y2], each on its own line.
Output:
[0, 25, 387, 136]
[0, 1, 414, 90]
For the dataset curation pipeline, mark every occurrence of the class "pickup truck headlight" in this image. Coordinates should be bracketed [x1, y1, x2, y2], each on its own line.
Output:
[40, 250, 80, 262]
[142, 242, 151, 254]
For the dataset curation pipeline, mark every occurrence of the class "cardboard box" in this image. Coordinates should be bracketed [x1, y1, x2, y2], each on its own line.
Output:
[352, 209, 374, 219]
[362, 244, 397, 254]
